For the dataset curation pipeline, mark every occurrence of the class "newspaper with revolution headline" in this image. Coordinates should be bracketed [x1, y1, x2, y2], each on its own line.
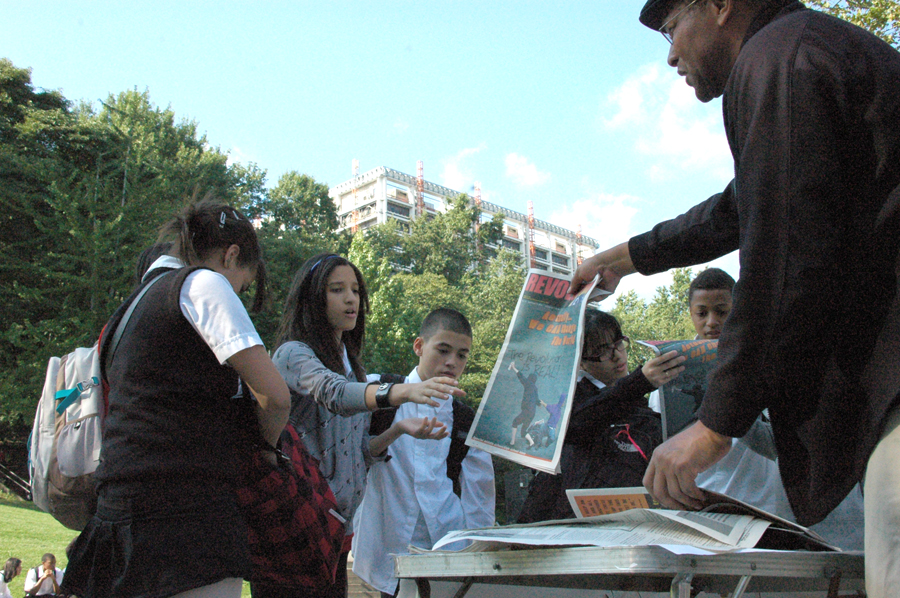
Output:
[465, 269, 604, 473]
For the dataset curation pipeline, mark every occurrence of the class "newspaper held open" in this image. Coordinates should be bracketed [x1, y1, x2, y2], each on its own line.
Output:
[465, 270, 604, 473]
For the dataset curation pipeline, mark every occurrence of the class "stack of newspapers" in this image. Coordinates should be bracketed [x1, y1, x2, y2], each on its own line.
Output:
[428, 488, 837, 554]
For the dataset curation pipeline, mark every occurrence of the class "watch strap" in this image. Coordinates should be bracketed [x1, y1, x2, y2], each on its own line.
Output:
[375, 382, 393, 409]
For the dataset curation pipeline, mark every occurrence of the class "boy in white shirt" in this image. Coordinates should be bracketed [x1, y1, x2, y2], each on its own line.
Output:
[23, 554, 63, 597]
[652, 268, 864, 551]
[352, 308, 495, 597]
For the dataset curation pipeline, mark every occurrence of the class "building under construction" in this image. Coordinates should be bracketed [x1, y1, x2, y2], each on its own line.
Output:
[329, 161, 600, 276]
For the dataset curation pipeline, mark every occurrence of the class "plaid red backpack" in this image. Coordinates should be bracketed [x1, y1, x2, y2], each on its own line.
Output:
[236, 423, 345, 587]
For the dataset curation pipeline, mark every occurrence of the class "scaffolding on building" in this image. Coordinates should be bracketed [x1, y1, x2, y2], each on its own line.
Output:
[416, 160, 425, 217]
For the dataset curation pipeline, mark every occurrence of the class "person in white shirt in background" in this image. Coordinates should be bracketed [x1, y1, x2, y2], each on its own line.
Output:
[352, 308, 496, 598]
[0, 558, 21, 598]
[23, 554, 63, 596]
[650, 268, 864, 552]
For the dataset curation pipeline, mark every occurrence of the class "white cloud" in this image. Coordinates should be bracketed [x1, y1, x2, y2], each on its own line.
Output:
[549, 193, 640, 249]
[545, 64, 741, 304]
[549, 193, 675, 303]
[603, 64, 664, 129]
[439, 144, 486, 191]
[504, 153, 551, 187]
[603, 63, 732, 184]
[479, 188, 497, 204]
[441, 162, 467, 192]
[548, 192, 740, 302]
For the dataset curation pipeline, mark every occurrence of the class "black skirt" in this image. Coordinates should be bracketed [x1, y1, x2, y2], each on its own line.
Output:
[62, 482, 249, 598]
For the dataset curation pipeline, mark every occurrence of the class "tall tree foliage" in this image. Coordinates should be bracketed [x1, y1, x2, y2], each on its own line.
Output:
[349, 196, 517, 403]
[250, 170, 344, 346]
[0, 60, 265, 442]
[807, 0, 900, 47]
[393, 194, 505, 285]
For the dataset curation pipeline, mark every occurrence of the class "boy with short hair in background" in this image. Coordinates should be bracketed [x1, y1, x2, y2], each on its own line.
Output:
[672, 269, 789, 514]
[654, 268, 864, 551]
[352, 308, 495, 597]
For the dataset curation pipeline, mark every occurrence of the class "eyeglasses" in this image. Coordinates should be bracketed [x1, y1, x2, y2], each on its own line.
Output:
[583, 336, 630, 362]
[660, 0, 703, 44]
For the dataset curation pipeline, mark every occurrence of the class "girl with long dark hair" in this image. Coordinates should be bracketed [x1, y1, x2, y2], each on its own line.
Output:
[262, 253, 464, 598]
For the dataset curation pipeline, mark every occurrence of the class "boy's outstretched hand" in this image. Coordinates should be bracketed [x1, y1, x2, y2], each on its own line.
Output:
[369, 415, 450, 456]
[398, 416, 449, 441]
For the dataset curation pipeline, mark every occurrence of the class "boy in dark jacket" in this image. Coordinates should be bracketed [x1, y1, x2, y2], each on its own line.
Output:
[517, 309, 683, 522]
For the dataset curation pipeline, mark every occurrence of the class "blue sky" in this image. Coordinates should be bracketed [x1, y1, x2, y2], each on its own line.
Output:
[3, 1, 739, 302]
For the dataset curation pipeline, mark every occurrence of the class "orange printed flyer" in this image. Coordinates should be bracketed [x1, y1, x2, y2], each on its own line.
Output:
[566, 487, 663, 518]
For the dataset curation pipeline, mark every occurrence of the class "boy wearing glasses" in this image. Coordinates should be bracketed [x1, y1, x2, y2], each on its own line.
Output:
[517, 309, 684, 522]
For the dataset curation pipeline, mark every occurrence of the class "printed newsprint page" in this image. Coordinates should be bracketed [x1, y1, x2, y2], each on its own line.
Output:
[564, 487, 836, 552]
[638, 339, 718, 440]
[431, 508, 772, 553]
[465, 269, 601, 473]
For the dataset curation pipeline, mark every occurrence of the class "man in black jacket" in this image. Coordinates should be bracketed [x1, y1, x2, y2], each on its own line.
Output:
[570, 1, 900, 594]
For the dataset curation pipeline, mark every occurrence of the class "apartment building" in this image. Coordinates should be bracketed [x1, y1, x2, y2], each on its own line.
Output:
[329, 163, 600, 276]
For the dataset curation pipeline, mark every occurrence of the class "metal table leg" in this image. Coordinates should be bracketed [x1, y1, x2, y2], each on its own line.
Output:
[415, 578, 430, 598]
[671, 572, 694, 598]
[728, 575, 752, 598]
[451, 578, 474, 598]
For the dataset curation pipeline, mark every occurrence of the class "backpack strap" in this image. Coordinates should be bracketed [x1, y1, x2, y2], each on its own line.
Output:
[446, 398, 475, 497]
[101, 269, 171, 379]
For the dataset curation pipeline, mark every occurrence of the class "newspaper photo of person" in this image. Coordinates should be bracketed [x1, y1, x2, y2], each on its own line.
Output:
[508, 361, 541, 448]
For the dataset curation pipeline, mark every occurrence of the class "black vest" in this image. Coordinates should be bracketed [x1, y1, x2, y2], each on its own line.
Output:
[96, 267, 251, 492]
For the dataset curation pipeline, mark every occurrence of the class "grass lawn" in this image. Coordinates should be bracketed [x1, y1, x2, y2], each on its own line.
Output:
[0, 491, 253, 597]
[0, 491, 77, 571]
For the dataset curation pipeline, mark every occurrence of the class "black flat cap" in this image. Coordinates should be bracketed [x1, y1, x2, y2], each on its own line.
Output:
[639, 0, 681, 30]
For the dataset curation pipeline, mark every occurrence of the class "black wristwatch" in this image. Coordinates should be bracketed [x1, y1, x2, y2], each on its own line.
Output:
[375, 382, 393, 409]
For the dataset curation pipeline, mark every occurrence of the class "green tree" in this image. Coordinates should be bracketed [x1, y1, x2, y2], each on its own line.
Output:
[0, 64, 124, 441]
[347, 219, 403, 297]
[611, 268, 696, 370]
[0, 61, 267, 443]
[256, 171, 338, 237]
[807, 0, 900, 47]
[364, 273, 468, 377]
[348, 209, 521, 407]
[400, 194, 503, 286]
[461, 250, 526, 402]
[251, 171, 342, 347]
